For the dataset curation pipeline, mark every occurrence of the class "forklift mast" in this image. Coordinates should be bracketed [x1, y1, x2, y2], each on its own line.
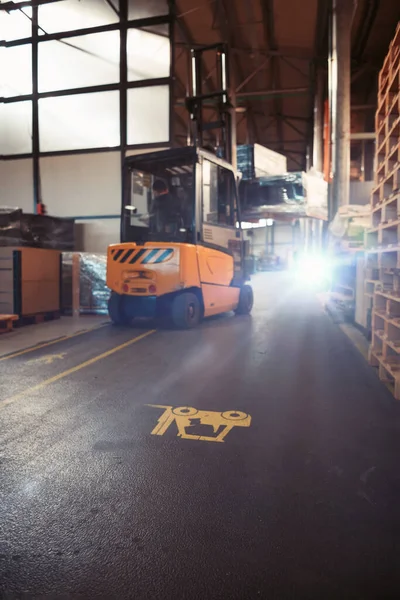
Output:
[186, 43, 237, 169]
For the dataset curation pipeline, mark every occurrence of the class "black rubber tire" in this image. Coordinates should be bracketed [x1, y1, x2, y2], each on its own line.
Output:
[235, 284, 254, 315]
[171, 292, 201, 329]
[108, 292, 130, 325]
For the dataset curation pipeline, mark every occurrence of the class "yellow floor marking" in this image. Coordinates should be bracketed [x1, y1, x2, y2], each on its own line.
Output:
[27, 352, 66, 365]
[1, 329, 156, 409]
[0, 323, 109, 362]
[148, 405, 252, 443]
[339, 323, 369, 361]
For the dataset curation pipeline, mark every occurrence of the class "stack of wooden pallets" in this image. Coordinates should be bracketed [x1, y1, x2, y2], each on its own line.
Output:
[366, 23, 400, 397]
[0, 315, 18, 334]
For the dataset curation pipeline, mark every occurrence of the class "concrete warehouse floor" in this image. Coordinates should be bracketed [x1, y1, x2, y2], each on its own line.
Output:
[0, 315, 108, 358]
[1, 272, 400, 599]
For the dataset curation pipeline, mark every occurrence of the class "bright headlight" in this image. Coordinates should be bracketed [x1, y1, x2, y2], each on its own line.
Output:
[294, 254, 331, 286]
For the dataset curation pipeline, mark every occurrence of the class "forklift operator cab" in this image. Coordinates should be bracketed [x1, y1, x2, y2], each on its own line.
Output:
[149, 179, 182, 236]
[106, 146, 253, 329]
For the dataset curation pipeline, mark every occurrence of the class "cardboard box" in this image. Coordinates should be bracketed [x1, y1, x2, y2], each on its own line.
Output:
[0, 247, 61, 316]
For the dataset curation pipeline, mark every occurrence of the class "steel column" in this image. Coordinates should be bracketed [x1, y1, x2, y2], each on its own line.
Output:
[329, 0, 356, 220]
[312, 68, 324, 172]
[169, 1, 175, 147]
[119, 0, 128, 242]
[32, 1, 40, 211]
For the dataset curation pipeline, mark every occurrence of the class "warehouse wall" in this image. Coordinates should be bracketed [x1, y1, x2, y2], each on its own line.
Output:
[42, 147, 166, 252]
[0, 148, 169, 253]
[41, 152, 121, 218]
[75, 219, 120, 253]
[247, 223, 294, 262]
[0, 159, 33, 212]
[1, 3, 172, 254]
[40, 151, 121, 252]
[274, 225, 294, 261]
[0, 154, 121, 252]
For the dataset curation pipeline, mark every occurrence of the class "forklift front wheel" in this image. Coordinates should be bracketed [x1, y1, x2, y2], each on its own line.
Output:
[235, 285, 254, 315]
[108, 292, 130, 326]
[171, 292, 201, 329]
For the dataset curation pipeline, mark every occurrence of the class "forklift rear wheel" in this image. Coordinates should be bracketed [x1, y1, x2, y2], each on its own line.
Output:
[235, 284, 254, 315]
[171, 292, 201, 329]
[108, 292, 130, 325]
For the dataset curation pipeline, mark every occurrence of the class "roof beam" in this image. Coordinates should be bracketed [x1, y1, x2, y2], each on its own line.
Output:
[0, 0, 62, 9]
[286, 153, 304, 169]
[261, 117, 277, 133]
[174, 7, 220, 145]
[260, 0, 284, 153]
[282, 116, 308, 138]
[233, 47, 314, 60]
[266, 140, 307, 145]
[235, 59, 270, 93]
[280, 56, 310, 80]
[281, 115, 310, 122]
[175, 87, 309, 104]
[214, 0, 258, 143]
[174, 12, 216, 95]
[237, 87, 308, 99]
[174, 44, 314, 60]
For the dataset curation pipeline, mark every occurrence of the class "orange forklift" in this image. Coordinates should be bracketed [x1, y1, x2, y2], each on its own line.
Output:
[106, 44, 253, 328]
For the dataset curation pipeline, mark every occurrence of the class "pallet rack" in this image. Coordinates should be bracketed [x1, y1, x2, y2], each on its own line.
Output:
[366, 23, 400, 396]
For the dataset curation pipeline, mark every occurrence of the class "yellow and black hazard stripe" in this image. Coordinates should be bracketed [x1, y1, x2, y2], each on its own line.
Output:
[111, 248, 174, 265]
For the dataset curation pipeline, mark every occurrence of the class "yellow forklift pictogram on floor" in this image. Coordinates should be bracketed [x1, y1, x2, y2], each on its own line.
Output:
[148, 405, 252, 443]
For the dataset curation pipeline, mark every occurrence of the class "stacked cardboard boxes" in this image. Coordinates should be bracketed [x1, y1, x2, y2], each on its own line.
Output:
[0, 247, 61, 320]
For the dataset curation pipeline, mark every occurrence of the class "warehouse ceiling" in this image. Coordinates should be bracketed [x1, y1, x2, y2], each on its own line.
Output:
[173, 0, 400, 170]
[1, 0, 399, 172]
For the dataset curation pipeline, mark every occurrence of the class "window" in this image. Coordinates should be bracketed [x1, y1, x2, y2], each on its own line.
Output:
[0, 101, 32, 155]
[0, 45, 32, 97]
[127, 85, 169, 145]
[123, 156, 194, 245]
[39, 0, 119, 34]
[0, 8, 32, 42]
[38, 32, 120, 93]
[0, 0, 172, 159]
[128, 0, 168, 20]
[0, 159, 33, 211]
[39, 91, 120, 152]
[202, 161, 236, 227]
[127, 26, 170, 81]
[40, 152, 121, 217]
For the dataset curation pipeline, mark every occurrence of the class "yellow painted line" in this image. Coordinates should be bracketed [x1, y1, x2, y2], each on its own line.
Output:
[27, 352, 67, 366]
[0, 322, 109, 362]
[0, 329, 156, 409]
[339, 323, 369, 361]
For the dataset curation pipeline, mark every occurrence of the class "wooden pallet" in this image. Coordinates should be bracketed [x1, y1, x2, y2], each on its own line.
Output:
[371, 191, 400, 228]
[369, 346, 400, 400]
[14, 310, 61, 328]
[365, 278, 393, 297]
[361, 26, 400, 393]
[378, 23, 400, 104]
[0, 314, 18, 334]
[368, 285, 400, 401]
